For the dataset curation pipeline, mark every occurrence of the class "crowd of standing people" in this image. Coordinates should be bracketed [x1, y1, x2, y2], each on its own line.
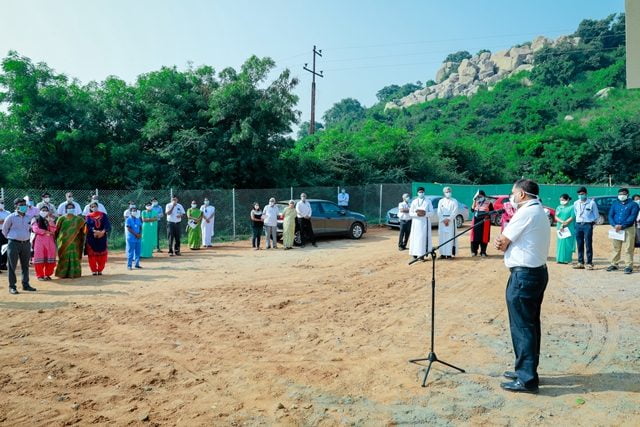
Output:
[396, 186, 640, 273]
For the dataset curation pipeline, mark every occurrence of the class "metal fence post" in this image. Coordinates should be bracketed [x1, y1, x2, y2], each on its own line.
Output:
[0, 188, 4, 202]
[232, 188, 236, 240]
[379, 184, 383, 225]
[290, 186, 293, 200]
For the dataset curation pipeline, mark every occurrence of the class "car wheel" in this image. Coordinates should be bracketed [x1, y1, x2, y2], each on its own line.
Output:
[494, 213, 502, 226]
[294, 231, 302, 245]
[350, 222, 364, 239]
[596, 214, 606, 226]
[455, 215, 464, 228]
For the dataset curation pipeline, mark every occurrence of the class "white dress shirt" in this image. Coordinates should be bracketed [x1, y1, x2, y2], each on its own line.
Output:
[165, 203, 186, 223]
[502, 199, 550, 268]
[296, 201, 312, 219]
[83, 202, 107, 215]
[397, 201, 411, 221]
[262, 204, 280, 227]
[57, 201, 82, 216]
[338, 193, 349, 207]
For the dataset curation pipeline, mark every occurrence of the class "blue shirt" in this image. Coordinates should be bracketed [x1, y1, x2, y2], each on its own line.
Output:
[608, 200, 640, 229]
[573, 199, 599, 223]
[1, 212, 32, 241]
[151, 205, 163, 220]
[126, 216, 142, 241]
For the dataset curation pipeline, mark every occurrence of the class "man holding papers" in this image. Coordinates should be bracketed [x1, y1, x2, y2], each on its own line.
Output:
[606, 188, 639, 275]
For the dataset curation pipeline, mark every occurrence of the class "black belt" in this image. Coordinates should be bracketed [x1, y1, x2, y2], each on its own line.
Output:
[509, 265, 547, 273]
[9, 238, 30, 243]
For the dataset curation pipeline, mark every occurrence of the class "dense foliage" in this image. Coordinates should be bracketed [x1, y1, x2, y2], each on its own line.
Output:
[289, 13, 639, 186]
[1, 13, 637, 189]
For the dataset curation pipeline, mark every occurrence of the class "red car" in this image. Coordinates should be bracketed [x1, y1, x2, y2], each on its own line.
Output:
[488, 195, 556, 226]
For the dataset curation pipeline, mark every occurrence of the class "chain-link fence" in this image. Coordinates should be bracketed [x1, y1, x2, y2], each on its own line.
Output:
[0, 184, 413, 249]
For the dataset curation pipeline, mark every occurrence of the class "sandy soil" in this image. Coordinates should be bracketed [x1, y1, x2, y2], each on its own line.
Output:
[0, 225, 639, 426]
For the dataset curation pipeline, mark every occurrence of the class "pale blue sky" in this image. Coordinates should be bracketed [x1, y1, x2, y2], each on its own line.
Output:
[0, 0, 625, 125]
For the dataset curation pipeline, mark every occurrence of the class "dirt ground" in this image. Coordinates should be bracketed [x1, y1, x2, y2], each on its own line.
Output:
[0, 225, 639, 426]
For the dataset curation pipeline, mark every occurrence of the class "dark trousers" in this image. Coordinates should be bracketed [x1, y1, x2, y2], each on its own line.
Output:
[471, 242, 488, 255]
[297, 218, 316, 245]
[575, 222, 594, 264]
[398, 219, 411, 248]
[506, 266, 549, 388]
[252, 225, 263, 248]
[156, 220, 163, 250]
[7, 240, 31, 289]
[167, 222, 182, 254]
[0, 231, 8, 270]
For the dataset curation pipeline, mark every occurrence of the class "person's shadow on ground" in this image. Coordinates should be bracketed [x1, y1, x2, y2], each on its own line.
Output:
[539, 372, 640, 396]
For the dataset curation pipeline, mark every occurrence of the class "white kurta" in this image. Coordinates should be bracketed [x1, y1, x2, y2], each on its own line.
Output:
[437, 197, 459, 256]
[201, 205, 215, 246]
[409, 198, 433, 256]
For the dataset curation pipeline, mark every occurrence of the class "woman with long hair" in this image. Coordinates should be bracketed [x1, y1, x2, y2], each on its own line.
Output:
[31, 206, 57, 281]
[85, 201, 111, 275]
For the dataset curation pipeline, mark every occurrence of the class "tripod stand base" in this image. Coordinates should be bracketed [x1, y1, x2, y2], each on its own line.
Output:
[409, 352, 465, 387]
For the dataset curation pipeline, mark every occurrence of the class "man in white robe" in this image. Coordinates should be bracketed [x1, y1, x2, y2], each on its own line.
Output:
[201, 198, 215, 248]
[409, 187, 433, 258]
[437, 187, 459, 259]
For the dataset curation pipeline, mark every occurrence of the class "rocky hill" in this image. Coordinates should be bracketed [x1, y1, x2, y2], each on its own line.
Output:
[385, 35, 580, 109]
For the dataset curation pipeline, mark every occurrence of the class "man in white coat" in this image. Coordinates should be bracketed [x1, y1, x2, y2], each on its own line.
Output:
[409, 187, 433, 259]
[201, 197, 215, 248]
[437, 187, 459, 259]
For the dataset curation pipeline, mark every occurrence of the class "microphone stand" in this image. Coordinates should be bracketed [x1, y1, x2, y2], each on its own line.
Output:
[408, 213, 494, 387]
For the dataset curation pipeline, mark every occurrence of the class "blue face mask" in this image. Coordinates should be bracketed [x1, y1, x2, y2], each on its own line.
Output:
[18, 205, 28, 214]
[578, 194, 587, 201]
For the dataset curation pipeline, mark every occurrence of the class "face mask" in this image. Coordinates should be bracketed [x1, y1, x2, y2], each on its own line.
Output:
[269, 201, 275, 206]
[18, 205, 28, 214]
[129, 204, 135, 209]
[402, 196, 409, 201]
[27, 201, 34, 207]
[635, 200, 640, 206]
[43, 197, 50, 203]
[444, 192, 452, 199]
[152, 201, 158, 207]
[618, 195, 628, 202]
[204, 200, 210, 205]
[146, 206, 152, 211]
[90, 207, 97, 212]
[132, 211, 140, 218]
[67, 197, 74, 202]
[301, 197, 306, 202]
[254, 206, 260, 210]
[40, 211, 48, 218]
[191, 204, 197, 208]
[66, 209, 75, 215]
[477, 197, 485, 203]
[560, 200, 568, 205]
[417, 192, 425, 199]
[341, 190, 346, 194]
[578, 194, 587, 201]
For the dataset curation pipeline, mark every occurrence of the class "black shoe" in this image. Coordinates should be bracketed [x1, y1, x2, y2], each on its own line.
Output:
[503, 371, 517, 380]
[624, 267, 632, 274]
[606, 265, 618, 272]
[500, 379, 538, 394]
[480, 253, 488, 257]
[97, 272, 102, 276]
[169, 253, 175, 257]
[22, 285, 37, 292]
[175, 252, 182, 256]
[92, 272, 98, 276]
[37, 277, 46, 281]
[45, 276, 52, 281]
[9, 288, 19, 295]
[135, 265, 143, 269]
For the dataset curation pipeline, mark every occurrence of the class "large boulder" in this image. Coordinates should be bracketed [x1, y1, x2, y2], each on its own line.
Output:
[531, 36, 552, 52]
[435, 61, 457, 83]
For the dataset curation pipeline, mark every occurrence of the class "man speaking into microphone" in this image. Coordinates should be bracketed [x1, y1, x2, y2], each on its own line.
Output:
[494, 179, 550, 394]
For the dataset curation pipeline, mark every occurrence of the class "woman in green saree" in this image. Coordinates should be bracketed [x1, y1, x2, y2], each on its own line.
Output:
[554, 193, 576, 264]
[141, 202, 158, 258]
[55, 202, 86, 278]
[187, 200, 202, 250]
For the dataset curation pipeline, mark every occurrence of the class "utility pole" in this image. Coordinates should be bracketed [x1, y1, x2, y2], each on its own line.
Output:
[303, 45, 323, 135]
